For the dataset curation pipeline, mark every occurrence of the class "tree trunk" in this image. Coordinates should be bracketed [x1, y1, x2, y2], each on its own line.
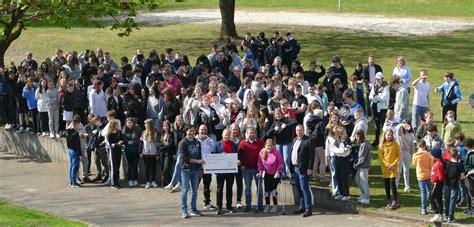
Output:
[219, 0, 238, 38]
[0, 45, 6, 67]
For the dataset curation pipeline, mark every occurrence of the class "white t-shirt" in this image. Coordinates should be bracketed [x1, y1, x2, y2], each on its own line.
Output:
[413, 80, 431, 107]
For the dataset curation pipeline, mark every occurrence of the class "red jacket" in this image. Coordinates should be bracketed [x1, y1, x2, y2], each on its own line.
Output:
[238, 138, 264, 169]
[431, 160, 446, 184]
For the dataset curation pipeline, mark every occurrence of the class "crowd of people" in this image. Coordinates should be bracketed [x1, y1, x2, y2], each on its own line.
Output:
[0, 30, 473, 222]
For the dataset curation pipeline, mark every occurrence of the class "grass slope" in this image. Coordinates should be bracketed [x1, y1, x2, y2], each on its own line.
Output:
[5, 24, 474, 223]
[0, 201, 85, 226]
[160, 0, 474, 19]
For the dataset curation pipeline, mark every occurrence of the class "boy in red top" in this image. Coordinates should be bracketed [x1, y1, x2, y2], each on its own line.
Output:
[442, 141, 456, 163]
[430, 148, 446, 223]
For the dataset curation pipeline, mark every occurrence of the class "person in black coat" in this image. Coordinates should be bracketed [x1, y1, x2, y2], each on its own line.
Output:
[66, 118, 83, 187]
[163, 88, 181, 124]
[194, 96, 220, 141]
[123, 84, 144, 126]
[158, 120, 176, 187]
[363, 56, 383, 117]
[107, 86, 125, 125]
[291, 125, 314, 217]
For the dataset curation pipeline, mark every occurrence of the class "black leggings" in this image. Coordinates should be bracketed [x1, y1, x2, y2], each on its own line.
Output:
[29, 108, 38, 133]
[430, 182, 444, 214]
[143, 155, 157, 183]
[335, 156, 351, 197]
[373, 108, 387, 144]
[126, 153, 139, 181]
[110, 149, 122, 187]
[38, 111, 49, 133]
[384, 178, 398, 201]
[264, 173, 280, 205]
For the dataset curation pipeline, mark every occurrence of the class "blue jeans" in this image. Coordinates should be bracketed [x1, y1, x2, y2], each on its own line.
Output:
[459, 180, 467, 203]
[418, 180, 431, 211]
[243, 168, 263, 209]
[170, 154, 181, 185]
[181, 170, 200, 212]
[412, 105, 429, 132]
[276, 143, 292, 177]
[294, 167, 313, 210]
[68, 149, 80, 186]
[329, 156, 338, 195]
[444, 185, 459, 220]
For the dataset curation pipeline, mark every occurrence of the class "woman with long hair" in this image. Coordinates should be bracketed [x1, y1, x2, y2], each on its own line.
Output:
[165, 115, 187, 192]
[140, 119, 159, 189]
[266, 107, 297, 179]
[378, 129, 401, 209]
[35, 78, 49, 136]
[194, 96, 220, 141]
[106, 120, 124, 189]
[236, 106, 260, 138]
[158, 120, 176, 187]
[123, 118, 141, 187]
[258, 138, 283, 213]
[163, 88, 182, 124]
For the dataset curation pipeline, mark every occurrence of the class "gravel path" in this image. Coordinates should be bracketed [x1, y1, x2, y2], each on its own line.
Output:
[135, 9, 474, 36]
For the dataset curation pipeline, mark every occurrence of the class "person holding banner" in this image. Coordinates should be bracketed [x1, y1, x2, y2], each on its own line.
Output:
[214, 129, 239, 214]
[196, 124, 217, 211]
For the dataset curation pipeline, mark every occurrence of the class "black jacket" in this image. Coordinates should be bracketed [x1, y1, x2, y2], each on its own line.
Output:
[194, 107, 220, 136]
[266, 117, 298, 144]
[363, 64, 383, 84]
[107, 95, 125, 121]
[306, 114, 326, 147]
[164, 97, 181, 123]
[293, 135, 314, 175]
[66, 128, 82, 156]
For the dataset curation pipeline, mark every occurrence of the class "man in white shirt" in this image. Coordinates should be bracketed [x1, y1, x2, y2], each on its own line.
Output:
[305, 83, 322, 106]
[89, 80, 107, 118]
[411, 69, 431, 132]
[196, 124, 217, 211]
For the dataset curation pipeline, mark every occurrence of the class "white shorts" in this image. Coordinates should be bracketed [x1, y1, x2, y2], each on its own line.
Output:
[63, 111, 73, 121]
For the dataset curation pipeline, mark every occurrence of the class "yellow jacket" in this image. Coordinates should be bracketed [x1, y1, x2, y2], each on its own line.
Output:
[412, 150, 433, 180]
[378, 141, 400, 178]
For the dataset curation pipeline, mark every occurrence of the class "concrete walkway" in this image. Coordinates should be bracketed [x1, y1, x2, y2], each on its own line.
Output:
[0, 150, 413, 226]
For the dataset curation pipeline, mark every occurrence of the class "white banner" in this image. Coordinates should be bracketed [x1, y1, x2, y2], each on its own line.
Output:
[202, 153, 238, 174]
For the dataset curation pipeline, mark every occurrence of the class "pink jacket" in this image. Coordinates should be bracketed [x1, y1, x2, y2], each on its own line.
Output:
[258, 148, 283, 175]
[163, 75, 182, 96]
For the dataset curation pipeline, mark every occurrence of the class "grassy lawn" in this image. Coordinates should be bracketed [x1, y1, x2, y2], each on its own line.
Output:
[4, 23, 474, 222]
[0, 201, 84, 226]
[159, 0, 474, 19]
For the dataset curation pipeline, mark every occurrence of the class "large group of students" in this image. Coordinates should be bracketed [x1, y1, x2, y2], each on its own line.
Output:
[1, 30, 473, 223]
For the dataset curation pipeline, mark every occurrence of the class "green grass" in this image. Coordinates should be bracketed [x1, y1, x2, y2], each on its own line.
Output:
[4, 22, 474, 223]
[159, 0, 474, 19]
[0, 201, 85, 226]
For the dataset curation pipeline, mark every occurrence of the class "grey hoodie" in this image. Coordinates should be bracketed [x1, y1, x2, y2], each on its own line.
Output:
[354, 140, 371, 169]
[45, 88, 60, 111]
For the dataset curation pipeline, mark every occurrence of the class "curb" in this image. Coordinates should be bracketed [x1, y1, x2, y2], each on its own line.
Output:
[359, 209, 464, 226]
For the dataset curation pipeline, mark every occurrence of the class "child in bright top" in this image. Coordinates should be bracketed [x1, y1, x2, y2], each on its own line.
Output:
[412, 140, 433, 215]
[22, 77, 38, 134]
[378, 129, 400, 209]
[441, 110, 462, 145]
[257, 139, 283, 213]
[444, 148, 465, 223]
[429, 148, 445, 223]
[35, 78, 49, 136]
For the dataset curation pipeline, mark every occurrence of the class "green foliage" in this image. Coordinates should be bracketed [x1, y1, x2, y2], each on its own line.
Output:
[0, 201, 85, 226]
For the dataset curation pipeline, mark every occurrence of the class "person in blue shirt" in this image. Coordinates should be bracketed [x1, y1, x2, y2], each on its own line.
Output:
[343, 90, 364, 117]
[22, 77, 38, 134]
[435, 72, 461, 121]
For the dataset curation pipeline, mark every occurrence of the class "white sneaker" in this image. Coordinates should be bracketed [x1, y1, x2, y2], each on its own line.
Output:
[334, 195, 343, 200]
[133, 180, 138, 186]
[41, 132, 47, 136]
[430, 214, 442, 222]
[128, 180, 133, 187]
[164, 183, 173, 190]
[263, 205, 270, 213]
[341, 196, 351, 201]
[4, 124, 12, 130]
[404, 187, 411, 193]
[151, 181, 158, 188]
[55, 133, 61, 138]
[171, 184, 181, 193]
[236, 202, 243, 209]
[50, 133, 55, 139]
[270, 205, 279, 213]
[145, 182, 151, 189]
[359, 199, 370, 204]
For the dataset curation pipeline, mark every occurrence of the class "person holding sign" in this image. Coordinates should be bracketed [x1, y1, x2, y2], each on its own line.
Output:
[214, 129, 239, 214]
[258, 139, 283, 213]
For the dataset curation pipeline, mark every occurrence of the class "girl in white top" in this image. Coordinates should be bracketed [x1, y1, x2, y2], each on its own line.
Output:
[35, 78, 49, 136]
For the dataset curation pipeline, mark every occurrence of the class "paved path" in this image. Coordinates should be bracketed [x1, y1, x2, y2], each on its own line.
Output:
[133, 9, 474, 36]
[0, 151, 416, 226]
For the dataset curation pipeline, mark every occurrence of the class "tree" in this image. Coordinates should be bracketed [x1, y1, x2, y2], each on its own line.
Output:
[219, 0, 237, 38]
[0, 0, 159, 67]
